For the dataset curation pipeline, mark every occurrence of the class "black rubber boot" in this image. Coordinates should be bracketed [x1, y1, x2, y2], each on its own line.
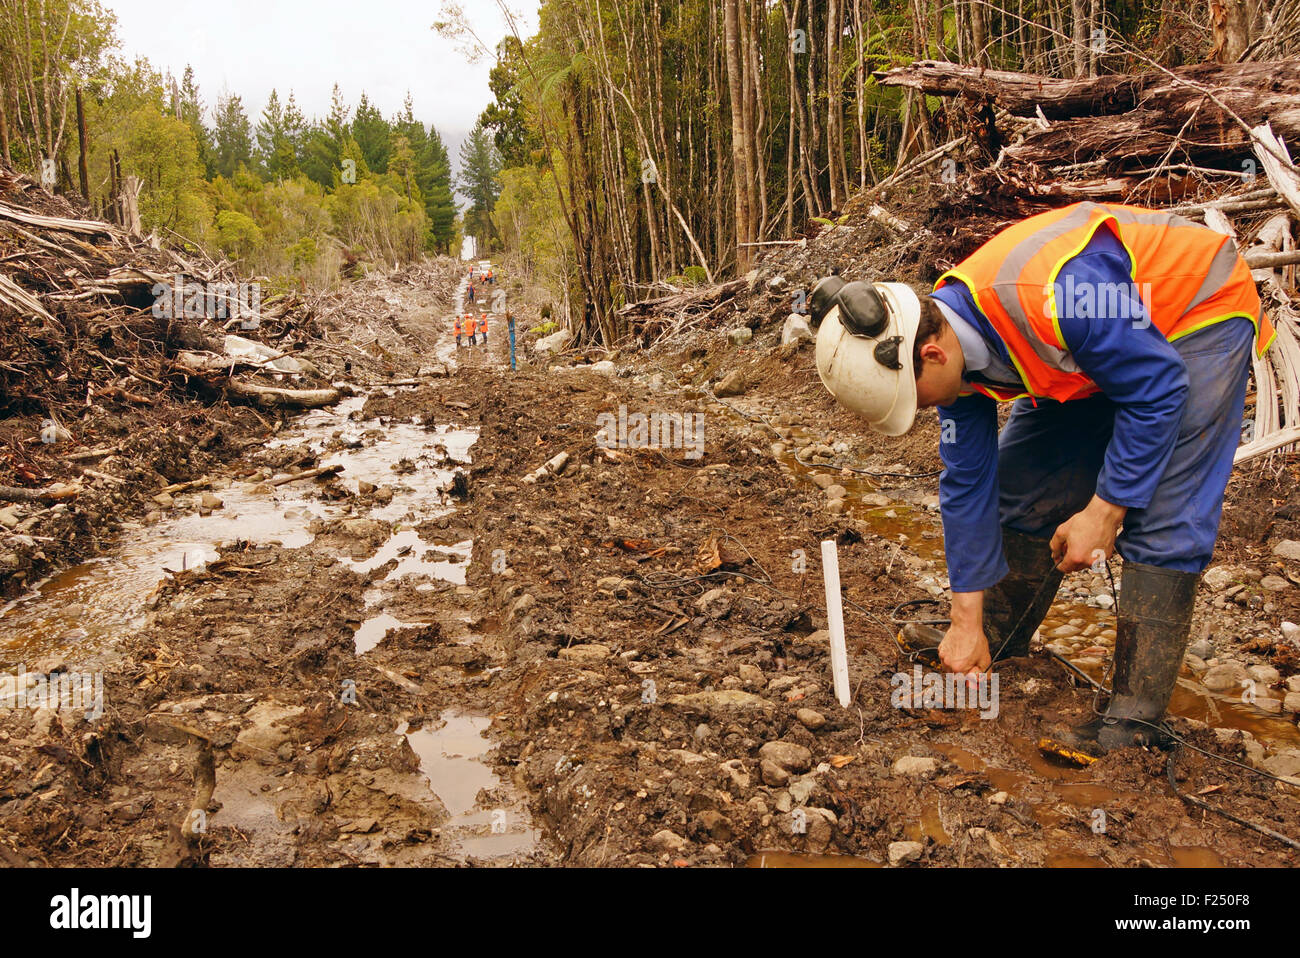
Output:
[1060, 561, 1200, 754]
[898, 526, 1063, 663]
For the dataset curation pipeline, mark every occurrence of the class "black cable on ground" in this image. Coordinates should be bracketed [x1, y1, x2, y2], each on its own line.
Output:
[1167, 743, 1300, 852]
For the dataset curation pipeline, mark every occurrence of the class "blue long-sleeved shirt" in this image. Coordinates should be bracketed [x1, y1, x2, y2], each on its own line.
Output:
[932, 227, 1190, 592]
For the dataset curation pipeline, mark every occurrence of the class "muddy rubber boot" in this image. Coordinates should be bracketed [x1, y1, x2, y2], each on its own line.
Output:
[897, 526, 1063, 663]
[1060, 562, 1200, 755]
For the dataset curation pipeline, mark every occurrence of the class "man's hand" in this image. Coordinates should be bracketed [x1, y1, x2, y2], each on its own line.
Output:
[1050, 494, 1127, 572]
[940, 590, 990, 682]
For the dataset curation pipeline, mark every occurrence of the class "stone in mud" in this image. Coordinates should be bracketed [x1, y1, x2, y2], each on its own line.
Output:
[781, 313, 814, 345]
[234, 702, 306, 763]
[1272, 540, 1300, 562]
[1213, 728, 1266, 765]
[533, 329, 572, 355]
[1254, 694, 1283, 714]
[714, 369, 747, 397]
[1248, 664, 1281, 685]
[758, 741, 813, 773]
[1283, 692, 1300, 713]
[0, 507, 20, 529]
[1187, 637, 1215, 660]
[1201, 662, 1249, 692]
[825, 484, 848, 500]
[666, 690, 772, 714]
[726, 327, 753, 346]
[892, 756, 938, 777]
[666, 749, 707, 765]
[825, 498, 846, 515]
[558, 643, 611, 664]
[152, 492, 174, 508]
[509, 594, 536, 619]
[1262, 750, 1300, 778]
[650, 829, 689, 853]
[801, 807, 837, 849]
[200, 492, 224, 511]
[889, 841, 924, 866]
[788, 777, 817, 805]
[760, 759, 791, 788]
[1260, 575, 1291, 592]
[796, 708, 826, 731]
[737, 663, 764, 686]
[357, 480, 377, 495]
[695, 810, 733, 842]
[341, 518, 388, 538]
[1282, 622, 1300, 644]
[1203, 565, 1241, 591]
[719, 759, 751, 793]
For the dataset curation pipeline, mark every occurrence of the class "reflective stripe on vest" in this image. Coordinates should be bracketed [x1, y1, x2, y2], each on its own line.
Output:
[935, 201, 1275, 402]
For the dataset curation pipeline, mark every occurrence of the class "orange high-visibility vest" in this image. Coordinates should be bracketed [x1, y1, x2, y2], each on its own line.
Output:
[453, 317, 462, 335]
[934, 201, 1274, 403]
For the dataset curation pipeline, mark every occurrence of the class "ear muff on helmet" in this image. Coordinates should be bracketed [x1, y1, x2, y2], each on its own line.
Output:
[809, 274, 845, 328]
[833, 281, 890, 338]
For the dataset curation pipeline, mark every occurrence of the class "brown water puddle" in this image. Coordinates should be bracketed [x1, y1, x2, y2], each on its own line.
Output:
[0, 388, 478, 666]
[400, 709, 539, 861]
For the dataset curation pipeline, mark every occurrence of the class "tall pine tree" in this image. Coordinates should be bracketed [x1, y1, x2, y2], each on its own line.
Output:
[457, 118, 501, 250]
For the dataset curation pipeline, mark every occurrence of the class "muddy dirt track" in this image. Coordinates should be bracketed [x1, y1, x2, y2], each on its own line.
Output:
[1, 265, 1298, 868]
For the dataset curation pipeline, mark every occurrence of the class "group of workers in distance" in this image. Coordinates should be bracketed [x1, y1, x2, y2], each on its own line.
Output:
[455, 312, 487, 347]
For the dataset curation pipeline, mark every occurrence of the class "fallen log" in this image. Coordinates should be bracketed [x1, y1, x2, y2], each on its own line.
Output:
[618, 279, 746, 319]
[225, 379, 340, 409]
[0, 482, 80, 503]
[877, 60, 1300, 171]
[1244, 250, 1300, 269]
[874, 60, 1151, 119]
[0, 201, 117, 237]
[266, 464, 344, 486]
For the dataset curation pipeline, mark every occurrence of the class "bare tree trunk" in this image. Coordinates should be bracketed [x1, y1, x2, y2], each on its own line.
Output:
[724, 0, 753, 271]
[826, 0, 844, 210]
[1071, 0, 1089, 77]
[75, 85, 87, 200]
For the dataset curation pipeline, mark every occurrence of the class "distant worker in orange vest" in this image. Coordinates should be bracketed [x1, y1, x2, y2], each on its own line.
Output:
[811, 201, 1274, 755]
[468, 282, 475, 305]
[453, 315, 463, 347]
[479, 313, 488, 343]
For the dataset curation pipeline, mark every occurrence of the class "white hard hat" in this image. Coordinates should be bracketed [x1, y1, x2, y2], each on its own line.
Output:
[815, 281, 923, 437]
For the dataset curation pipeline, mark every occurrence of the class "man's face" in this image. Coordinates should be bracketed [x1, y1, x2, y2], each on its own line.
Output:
[913, 331, 965, 408]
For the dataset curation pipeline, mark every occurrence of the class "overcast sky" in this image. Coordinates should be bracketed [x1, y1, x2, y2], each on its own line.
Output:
[105, 0, 535, 157]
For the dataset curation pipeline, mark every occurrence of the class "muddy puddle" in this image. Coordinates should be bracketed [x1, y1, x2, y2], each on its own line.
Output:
[0, 386, 478, 668]
[400, 709, 539, 861]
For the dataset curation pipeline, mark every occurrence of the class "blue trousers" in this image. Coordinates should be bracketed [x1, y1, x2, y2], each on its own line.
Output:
[998, 317, 1256, 572]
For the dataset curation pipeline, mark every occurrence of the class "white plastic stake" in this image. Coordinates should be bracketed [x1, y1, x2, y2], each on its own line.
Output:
[821, 539, 851, 708]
